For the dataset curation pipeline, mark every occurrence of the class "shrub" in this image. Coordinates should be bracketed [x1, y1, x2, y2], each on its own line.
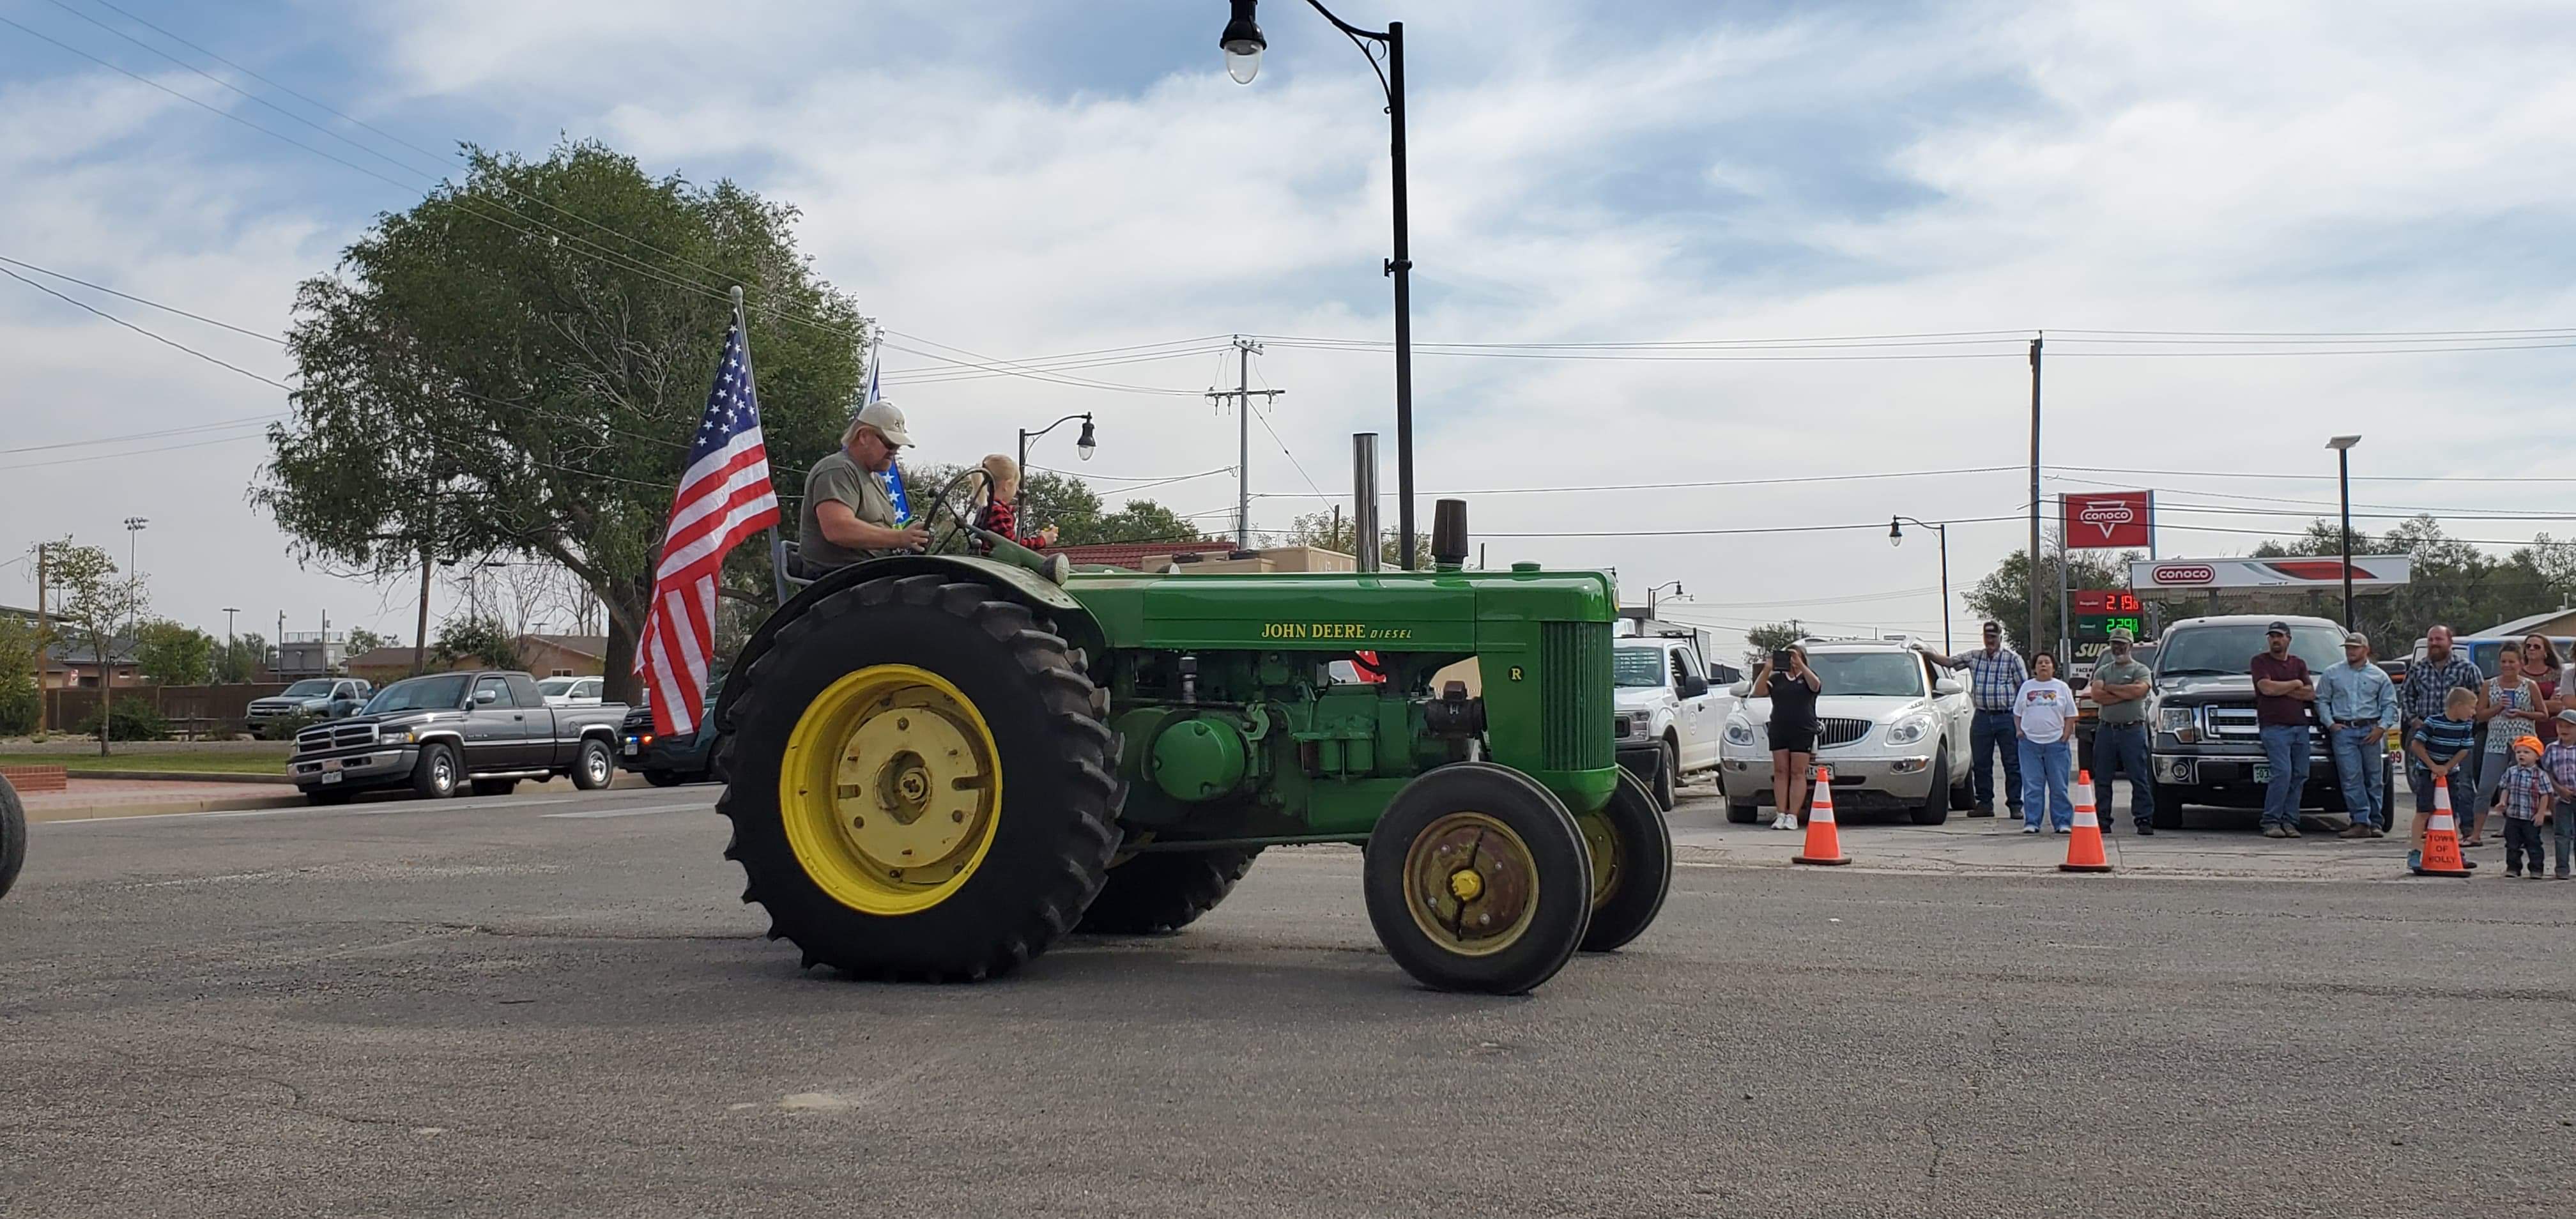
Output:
[254, 712, 321, 742]
[77, 696, 171, 742]
[0, 678, 35, 737]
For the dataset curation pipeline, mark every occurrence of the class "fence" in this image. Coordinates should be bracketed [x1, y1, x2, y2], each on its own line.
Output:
[40, 683, 289, 738]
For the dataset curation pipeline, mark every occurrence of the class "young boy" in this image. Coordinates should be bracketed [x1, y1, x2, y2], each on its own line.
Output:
[2493, 735, 2550, 879]
[2408, 686, 2482, 871]
[2542, 710, 2576, 880]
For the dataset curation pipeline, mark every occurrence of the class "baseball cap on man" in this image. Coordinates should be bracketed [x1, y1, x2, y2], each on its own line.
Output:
[2265, 620, 2291, 636]
[2106, 627, 2135, 643]
[2343, 631, 2370, 647]
[855, 399, 913, 447]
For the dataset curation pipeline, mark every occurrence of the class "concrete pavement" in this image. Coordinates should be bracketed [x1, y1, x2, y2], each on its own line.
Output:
[4, 781, 2570, 1217]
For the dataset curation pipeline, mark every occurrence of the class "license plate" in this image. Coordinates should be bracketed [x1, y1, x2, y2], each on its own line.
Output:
[622, 739, 639, 756]
[320, 770, 344, 785]
[2252, 763, 2271, 783]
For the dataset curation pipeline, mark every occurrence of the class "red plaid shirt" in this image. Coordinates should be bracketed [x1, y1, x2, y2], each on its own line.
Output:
[974, 500, 1045, 551]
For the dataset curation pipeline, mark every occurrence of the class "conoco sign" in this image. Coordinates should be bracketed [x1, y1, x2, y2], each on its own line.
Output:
[2060, 491, 2154, 549]
[2128, 556, 2414, 590]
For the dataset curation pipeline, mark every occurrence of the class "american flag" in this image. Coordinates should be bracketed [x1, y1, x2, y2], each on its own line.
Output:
[636, 322, 779, 737]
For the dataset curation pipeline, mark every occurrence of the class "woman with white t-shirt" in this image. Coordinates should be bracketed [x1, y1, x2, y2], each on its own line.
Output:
[2014, 652, 2077, 833]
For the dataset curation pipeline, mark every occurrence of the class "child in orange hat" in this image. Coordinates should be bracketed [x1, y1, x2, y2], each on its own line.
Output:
[2493, 735, 2551, 879]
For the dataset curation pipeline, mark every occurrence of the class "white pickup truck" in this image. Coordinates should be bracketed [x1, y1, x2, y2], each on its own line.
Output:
[1613, 636, 1731, 809]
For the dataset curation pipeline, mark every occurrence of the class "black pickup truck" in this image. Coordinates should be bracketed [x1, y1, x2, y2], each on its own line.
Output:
[288, 670, 627, 804]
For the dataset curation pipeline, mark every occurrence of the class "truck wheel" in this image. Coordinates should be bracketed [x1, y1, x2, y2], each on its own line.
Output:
[1363, 762, 1592, 994]
[1726, 799, 1760, 824]
[1652, 740, 1678, 811]
[1911, 751, 1952, 825]
[644, 770, 687, 788]
[470, 778, 519, 797]
[1078, 847, 1262, 935]
[717, 573, 1118, 981]
[410, 744, 459, 799]
[571, 739, 614, 791]
[1577, 767, 1673, 953]
[0, 774, 25, 900]
[2153, 783, 2190, 831]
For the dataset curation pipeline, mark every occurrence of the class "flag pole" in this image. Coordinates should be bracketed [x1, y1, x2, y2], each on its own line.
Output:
[735, 285, 790, 608]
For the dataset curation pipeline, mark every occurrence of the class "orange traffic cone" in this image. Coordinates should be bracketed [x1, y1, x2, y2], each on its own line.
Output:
[2412, 776, 2472, 878]
[1793, 766, 1851, 866]
[2060, 769, 2112, 873]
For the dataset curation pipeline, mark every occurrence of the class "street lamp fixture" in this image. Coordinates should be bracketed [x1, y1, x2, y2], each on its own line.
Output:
[1018, 412, 1099, 519]
[1219, 0, 1266, 83]
[1644, 579, 1683, 617]
[1220, 0, 1418, 569]
[1890, 516, 1954, 654]
[2326, 435, 2361, 629]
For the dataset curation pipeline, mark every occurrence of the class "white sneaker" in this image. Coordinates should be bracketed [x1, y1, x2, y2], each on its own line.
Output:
[2021, 825, 2040, 834]
[1773, 813, 1798, 831]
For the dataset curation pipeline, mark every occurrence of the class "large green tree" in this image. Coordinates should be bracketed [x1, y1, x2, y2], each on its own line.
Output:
[259, 139, 866, 702]
[134, 620, 215, 686]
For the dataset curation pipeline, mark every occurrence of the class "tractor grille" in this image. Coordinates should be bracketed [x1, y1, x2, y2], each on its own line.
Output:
[1541, 621, 1613, 771]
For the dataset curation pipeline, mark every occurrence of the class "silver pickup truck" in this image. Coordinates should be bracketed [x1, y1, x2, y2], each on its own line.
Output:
[288, 670, 626, 804]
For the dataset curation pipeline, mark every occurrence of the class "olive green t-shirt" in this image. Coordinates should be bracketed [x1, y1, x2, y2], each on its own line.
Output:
[2090, 654, 2153, 725]
[797, 448, 900, 571]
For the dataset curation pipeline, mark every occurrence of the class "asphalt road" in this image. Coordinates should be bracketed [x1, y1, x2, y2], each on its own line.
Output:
[4, 784, 2572, 1218]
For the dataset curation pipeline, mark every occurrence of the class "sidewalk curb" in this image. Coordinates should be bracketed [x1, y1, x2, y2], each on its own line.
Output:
[27, 793, 309, 824]
[61, 770, 294, 785]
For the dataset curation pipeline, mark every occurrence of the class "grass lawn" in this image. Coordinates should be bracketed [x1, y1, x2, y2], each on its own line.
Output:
[2, 749, 292, 775]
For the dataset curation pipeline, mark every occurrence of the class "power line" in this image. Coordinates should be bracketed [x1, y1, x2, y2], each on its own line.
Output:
[0, 264, 292, 390]
[1251, 463, 2024, 500]
[1473, 512, 2027, 539]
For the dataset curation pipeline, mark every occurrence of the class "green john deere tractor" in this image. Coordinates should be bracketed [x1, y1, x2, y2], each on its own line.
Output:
[713, 498, 1669, 993]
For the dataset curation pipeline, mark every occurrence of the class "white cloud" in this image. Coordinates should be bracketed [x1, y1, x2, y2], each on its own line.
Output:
[5, 0, 2575, 651]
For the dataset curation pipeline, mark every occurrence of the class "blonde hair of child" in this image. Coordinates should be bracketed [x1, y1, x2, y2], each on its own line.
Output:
[2444, 686, 2477, 714]
[979, 454, 1020, 505]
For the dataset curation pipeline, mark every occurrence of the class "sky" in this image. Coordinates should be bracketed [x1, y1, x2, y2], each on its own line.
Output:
[3, 0, 2574, 654]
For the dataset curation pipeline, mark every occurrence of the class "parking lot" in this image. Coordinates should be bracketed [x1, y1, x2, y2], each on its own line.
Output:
[5, 781, 2571, 1218]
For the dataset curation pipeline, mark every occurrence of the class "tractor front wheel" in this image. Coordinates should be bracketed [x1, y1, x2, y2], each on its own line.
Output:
[0, 774, 24, 900]
[1576, 767, 1674, 953]
[1078, 847, 1263, 935]
[716, 573, 1119, 981]
[1364, 762, 1592, 995]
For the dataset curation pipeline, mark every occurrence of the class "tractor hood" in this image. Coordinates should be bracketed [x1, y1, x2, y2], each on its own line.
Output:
[1061, 567, 1614, 653]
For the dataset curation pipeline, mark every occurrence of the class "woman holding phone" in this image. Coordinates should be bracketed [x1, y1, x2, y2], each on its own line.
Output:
[1751, 643, 1823, 830]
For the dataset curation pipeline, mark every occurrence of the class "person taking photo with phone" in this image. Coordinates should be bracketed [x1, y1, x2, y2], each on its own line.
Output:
[1750, 643, 1823, 831]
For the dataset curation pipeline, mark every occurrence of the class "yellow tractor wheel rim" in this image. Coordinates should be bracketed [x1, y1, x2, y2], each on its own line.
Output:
[779, 664, 1002, 916]
[1577, 811, 1621, 912]
[1402, 811, 1540, 958]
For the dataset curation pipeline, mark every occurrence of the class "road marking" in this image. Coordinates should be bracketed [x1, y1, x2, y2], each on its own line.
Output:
[542, 802, 710, 819]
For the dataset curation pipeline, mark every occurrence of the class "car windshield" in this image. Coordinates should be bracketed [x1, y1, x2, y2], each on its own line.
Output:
[2158, 624, 2342, 677]
[1614, 647, 1668, 689]
[363, 673, 471, 715]
[280, 679, 336, 698]
[1804, 652, 1924, 698]
[538, 678, 579, 696]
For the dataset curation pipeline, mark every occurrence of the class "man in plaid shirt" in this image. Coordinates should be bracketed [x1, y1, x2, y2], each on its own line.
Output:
[2404, 625, 2484, 806]
[1920, 622, 2030, 817]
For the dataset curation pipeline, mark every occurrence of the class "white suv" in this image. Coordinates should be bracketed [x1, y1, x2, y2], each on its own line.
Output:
[1719, 638, 1976, 825]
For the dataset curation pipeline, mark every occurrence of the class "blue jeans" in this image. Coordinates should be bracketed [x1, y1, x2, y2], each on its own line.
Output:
[2327, 726, 2386, 831]
[2260, 724, 2311, 829]
[1971, 709, 2022, 809]
[2553, 812, 2574, 877]
[2090, 723, 2150, 829]
[2018, 737, 2073, 829]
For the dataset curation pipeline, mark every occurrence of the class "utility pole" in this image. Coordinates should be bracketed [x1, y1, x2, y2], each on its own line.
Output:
[33, 542, 49, 736]
[414, 540, 434, 677]
[221, 606, 240, 684]
[2327, 435, 2362, 629]
[2027, 334, 2043, 658]
[1206, 335, 1284, 548]
[121, 516, 148, 636]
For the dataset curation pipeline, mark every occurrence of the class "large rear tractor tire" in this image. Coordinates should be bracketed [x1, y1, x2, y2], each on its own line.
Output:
[1577, 767, 1674, 953]
[716, 573, 1119, 981]
[1078, 847, 1263, 935]
[1363, 762, 1593, 995]
[0, 774, 25, 900]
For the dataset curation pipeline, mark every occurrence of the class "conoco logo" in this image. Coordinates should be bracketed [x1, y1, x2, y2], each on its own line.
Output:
[2152, 564, 2215, 585]
[2078, 502, 2137, 539]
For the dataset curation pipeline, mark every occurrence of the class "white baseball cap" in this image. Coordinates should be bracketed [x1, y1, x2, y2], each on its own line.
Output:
[855, 399, 912, 447]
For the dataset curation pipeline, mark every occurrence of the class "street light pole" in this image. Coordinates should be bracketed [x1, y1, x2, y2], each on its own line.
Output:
[1890, 516, 1952, 654]
[222, 606, 240, 682]
[1645, 580, 1683, 617]
[1016, 413, 1098, 527]
[1220, 0, 1416, 568]
[2327, 435, 2361, 629]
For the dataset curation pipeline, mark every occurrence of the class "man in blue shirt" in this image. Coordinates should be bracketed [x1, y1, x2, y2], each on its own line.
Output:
[2317, 631, 2398, 838]
[1920, 622, 2029, 818]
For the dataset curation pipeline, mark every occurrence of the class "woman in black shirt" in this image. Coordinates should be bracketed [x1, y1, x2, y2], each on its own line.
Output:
[1751, 644, 1824, 830]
